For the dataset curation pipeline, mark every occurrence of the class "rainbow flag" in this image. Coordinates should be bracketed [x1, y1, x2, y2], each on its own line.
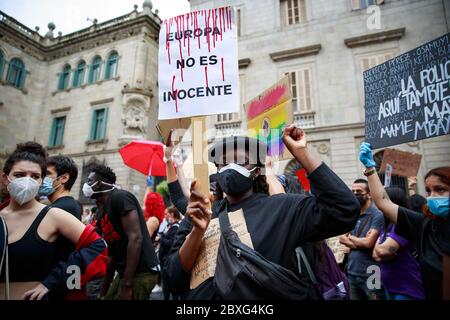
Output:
[245, 76, 293, 159]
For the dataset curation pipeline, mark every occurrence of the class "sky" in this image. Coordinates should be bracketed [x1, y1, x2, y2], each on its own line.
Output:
[0, 0, 191, 36]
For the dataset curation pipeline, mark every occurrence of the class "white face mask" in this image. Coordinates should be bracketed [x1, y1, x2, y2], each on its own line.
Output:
[82, 180, 116, 198]
[7, 176, 41, 206]
[218, 163, 256, 178]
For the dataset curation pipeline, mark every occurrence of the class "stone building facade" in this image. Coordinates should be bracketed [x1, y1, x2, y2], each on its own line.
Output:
[185, 0, 450, 194]
[1, 0, 449, 204]
[0, 2, 161, 204]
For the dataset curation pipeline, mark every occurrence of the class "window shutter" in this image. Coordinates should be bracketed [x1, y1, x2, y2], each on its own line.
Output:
[48, 118, 57, 147]
[304, 68, 311, 111]
[100, 108, 109, 140]
[105, 61, 111, 80]
[18, 69, 26, 90]
[299, 0, 306, 23]
[88, 65, 93, 84]
[89, 110, 97, 140]
[56, 117, 66, 146]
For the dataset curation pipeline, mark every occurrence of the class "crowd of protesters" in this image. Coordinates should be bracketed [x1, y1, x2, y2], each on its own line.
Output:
[0, 125, 448, 300]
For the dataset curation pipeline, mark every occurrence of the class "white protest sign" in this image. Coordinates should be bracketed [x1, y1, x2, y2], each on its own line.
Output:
[384, 163, 393, 187]
[158, 7, 239, 120]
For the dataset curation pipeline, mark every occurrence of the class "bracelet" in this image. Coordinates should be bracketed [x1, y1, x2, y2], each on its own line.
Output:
[363, 168, 376, 177]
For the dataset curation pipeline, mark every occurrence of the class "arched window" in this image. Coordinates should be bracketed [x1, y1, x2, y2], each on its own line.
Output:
[72, 60, 86, 87]
[58, 64, 71, 90]
[0, 51, 4, 81]
[88, 56, 102, 84]
[104, 51, 118, 80]
[6, 58, 26, 89]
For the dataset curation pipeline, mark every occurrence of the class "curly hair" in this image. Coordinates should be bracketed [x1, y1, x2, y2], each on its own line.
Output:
[90, 164, 116, 184]
[144, 191, 165, 222]
[3, 141, 47, 177]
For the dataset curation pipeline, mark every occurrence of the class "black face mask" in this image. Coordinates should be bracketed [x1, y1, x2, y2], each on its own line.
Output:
[355, 194, 367, 206]
[217, 168, 254, 197]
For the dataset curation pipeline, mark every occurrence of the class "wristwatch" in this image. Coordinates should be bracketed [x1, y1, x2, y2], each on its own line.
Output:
[363, 168, 376, 177]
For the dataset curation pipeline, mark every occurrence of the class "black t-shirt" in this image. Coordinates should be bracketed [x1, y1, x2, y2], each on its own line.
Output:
[97, 189, 158, 276]
[396, 206, 450, 300]
[51, 196, 82, 262]
[163, 163, 361, 299]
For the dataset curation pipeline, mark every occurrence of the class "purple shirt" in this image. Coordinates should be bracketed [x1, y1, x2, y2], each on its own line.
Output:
[379, 225, 426, 300]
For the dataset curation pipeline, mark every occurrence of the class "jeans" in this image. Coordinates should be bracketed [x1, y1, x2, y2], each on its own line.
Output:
[385, 290, 413, 300]
[348, 274, 385, 300]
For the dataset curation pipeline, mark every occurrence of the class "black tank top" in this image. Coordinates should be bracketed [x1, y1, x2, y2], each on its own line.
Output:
[0, 206, 59, 282]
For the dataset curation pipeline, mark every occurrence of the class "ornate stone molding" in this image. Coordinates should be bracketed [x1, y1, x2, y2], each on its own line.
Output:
[239, 58, 251, 69]
[50, 106, 71, 114]
[121, 86, 153, 98]
[122, 100, 147, 134]
[269, 44, 322, 62]
[90, 98, 114, 106]
[344, 27, 406, 48]
[0, 10, 160, 62]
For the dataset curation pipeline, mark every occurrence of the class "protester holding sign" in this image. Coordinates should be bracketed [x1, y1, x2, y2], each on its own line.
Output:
[372, 187, 425, 300]
[360, 142, 450, 299]
[163, 125, 360, 299]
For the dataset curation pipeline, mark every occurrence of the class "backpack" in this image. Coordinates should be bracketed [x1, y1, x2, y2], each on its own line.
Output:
[213, 211, 316, 300]
[296, 242, 350, 300]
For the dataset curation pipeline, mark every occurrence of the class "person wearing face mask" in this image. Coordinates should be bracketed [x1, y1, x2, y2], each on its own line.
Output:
[0, 142, 107, 300]
[359, 142, 450, 300]
[39, 155, 82, 221]
[83, 165, 159, 300]
[163, 125, 360, 300]
[339, 178, 385, 300]
[38, 155, 87, 299]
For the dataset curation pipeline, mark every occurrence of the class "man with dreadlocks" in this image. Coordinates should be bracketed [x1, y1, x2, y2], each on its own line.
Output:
[163, 124, 360, 299]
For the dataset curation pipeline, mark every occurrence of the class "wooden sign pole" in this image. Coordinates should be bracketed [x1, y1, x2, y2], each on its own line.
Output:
[191, 116, 210, 198]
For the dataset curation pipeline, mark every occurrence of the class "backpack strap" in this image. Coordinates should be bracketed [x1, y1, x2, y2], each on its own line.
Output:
[356, 215, 373, 238]
[295, 247, 318, 285]
[0, 216, 9, 300]
[218, 210, 231, 235]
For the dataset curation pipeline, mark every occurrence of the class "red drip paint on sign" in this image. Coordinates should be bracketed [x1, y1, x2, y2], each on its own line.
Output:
[204, 66, 209, 87]
[172, 75, 178, 113]
[221, 57, 225, 81]
[165, 20, 171, 64]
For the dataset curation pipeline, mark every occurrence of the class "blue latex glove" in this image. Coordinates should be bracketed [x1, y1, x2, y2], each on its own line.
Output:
[360, 142, 376, 168]
[147, 176, 153, 188]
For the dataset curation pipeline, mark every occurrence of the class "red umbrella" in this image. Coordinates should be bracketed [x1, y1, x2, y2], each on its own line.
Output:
[119, 140, 166, 176]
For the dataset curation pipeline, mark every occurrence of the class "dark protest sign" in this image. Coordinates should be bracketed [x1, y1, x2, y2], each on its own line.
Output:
[364, 33, 450, 149]
[379, 148, 422, 177]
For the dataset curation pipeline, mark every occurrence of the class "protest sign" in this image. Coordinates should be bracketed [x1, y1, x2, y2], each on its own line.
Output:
[158, 7, 239, 120]
[364, 33, 450, 148]
[156, 118, 191, 144]
[190, 209, 253, 289]
[384, 163, 393, 187]
[379, 148, 422, 177]
[244, 76, 293, 159]
[326, 237, 349, 264]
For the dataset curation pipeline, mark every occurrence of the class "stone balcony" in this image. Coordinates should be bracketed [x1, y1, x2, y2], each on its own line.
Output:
[294, 112, 316, 129]
[214, 120, 243, 139]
